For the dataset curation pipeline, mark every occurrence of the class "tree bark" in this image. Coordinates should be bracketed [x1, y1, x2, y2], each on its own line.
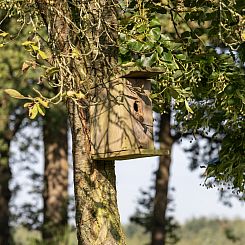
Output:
[0, 143, 11, 245]
[152, 112, 173, 245]
[35, 1, 125, 244]
[42, 108, 69, 243]
[67, 101, 125, 245]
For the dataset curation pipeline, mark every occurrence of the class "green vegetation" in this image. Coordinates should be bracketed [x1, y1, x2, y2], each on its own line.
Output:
[124, 223, 150, 245]
[179, 218, 245, 245]
[124, 218, 245, 245]
[11, 218, 245, 245]
[12, 226, 77, 245]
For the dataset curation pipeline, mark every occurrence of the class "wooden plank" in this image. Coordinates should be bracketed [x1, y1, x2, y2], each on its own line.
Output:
[91, 149, 170, 161]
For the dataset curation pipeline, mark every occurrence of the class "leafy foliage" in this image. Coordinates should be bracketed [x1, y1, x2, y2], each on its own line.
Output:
[119, 0, 245, 193]
[10, 218, 245, 245]
[125, 218, 245, 245]
[178, 218, 245, 245]
[1, 0, 244, 191]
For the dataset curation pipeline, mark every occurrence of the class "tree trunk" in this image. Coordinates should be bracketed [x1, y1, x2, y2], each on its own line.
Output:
[152, 112, 173, 245]
[0, 111, 23, 244]
[0, 144, 12, 245]
[36, 1, 125, 244]
[42, 108, 69, 243]
[67, 101, 125, 244]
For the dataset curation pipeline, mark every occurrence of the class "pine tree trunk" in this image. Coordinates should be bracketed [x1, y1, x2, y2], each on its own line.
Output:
[0, 144, 11, 245]
[152, 112, 173, 245]
[42, 108, 69, 243]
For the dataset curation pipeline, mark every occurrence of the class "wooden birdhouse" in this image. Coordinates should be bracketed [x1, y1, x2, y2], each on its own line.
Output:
[90, 69, 166, 160]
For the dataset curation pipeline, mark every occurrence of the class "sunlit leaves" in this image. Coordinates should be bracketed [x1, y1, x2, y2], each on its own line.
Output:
[22, 41, 49, 60]
[184, 100, 194, 114]
[5, 88, 50, 119]
[24, 98, 49, 119]
[0, 32, 9, 37]
[28, 103, 39, 119]
[36, 98, 49, 109]
[4, 89, 26, 99]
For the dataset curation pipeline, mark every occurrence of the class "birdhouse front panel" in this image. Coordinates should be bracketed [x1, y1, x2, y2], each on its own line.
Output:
[122, 78, 154, 150]
[90, 71, 162, 160]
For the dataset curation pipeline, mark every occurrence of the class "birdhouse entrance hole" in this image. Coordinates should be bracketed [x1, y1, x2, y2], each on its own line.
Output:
[133, 101, 139, 112]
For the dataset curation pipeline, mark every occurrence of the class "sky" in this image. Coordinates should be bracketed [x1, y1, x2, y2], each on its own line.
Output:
[12, 127, 245, 226]
[116, 143, 245, 224]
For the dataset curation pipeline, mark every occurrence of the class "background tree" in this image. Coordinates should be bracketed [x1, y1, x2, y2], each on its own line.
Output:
[0, 11, 70, 244]
[42, 107, 69, 244]
[0, 13, 37, 243]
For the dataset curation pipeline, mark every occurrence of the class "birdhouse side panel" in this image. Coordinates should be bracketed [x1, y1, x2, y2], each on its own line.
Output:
[90, 81, 131, 155]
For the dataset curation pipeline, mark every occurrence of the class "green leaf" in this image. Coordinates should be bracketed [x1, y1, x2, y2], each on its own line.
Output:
[22, 41, 36, 46]
[236, 90, 245, 104]
[148, 27, 161, 42]
[29, 44, 48, 59]
[156, 46, 163, 55]
[119, 46, 129, 55]
[176, 54, 186, 60]
[150, 93, 159, 99]
[128, 40, 144, 52]
[24, 102, 33, 108]
[29, 104, 38, 119]
[143, 42, 155, 51]
[162, 51, 173, 63]
[37, 49, 48, 60]
[149, 18, 161, 27]
[141, 52, 158, 67]
[0, 32, 9, 37]
[173, 70, 183, 79]
[45, 67, 59, 76]
[185, 100, 194, 114]
[37, 104, 45, 116]
[37, 98, 49, 108]
[137, 24, 147, 33]
[4, 89, 26, 99]
[119, 33, 127, 42]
